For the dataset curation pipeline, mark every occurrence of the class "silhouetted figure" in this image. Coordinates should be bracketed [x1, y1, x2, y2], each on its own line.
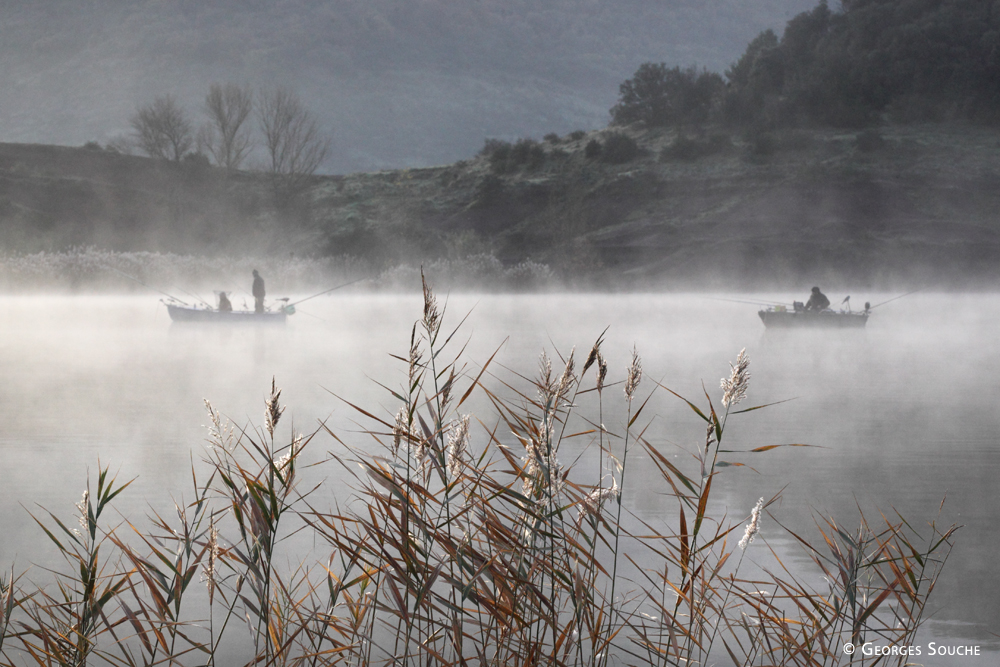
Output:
[805, 286, 830, 311]
[218, 292, 233, 312]
[252, 269, 266, 313]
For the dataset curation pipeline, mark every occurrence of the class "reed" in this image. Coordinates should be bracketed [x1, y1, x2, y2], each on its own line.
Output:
[0, 280, 957, 666]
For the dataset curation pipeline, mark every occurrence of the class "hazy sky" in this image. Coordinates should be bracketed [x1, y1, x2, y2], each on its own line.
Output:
[0, 0, 817, 173]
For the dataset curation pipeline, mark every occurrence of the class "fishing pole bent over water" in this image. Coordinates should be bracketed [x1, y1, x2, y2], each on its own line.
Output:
[102, 264, 190, 305]
[286, 277, 369, 308]
[868, 290, 920, 310]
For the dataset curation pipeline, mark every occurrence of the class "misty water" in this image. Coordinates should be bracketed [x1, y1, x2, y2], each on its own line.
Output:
[1, 292, 997, 663]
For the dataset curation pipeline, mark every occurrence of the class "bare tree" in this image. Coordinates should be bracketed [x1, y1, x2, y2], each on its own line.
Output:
[200, 83, 254, 170]
[130, 95, 193, 161]
[256, 87, 330, 197]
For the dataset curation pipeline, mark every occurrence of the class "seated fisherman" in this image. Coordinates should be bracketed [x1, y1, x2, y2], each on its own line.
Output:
[805, 286, 831, 311]
[218, 291, 233, 312]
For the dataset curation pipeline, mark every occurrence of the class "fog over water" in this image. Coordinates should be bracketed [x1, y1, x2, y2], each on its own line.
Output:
[1, 292, 997, 663]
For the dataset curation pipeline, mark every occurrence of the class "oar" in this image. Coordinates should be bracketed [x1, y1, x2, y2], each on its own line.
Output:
[102, 265, 190, 305]
[286, 277, 368, 308]
[868, 290, 919, 310]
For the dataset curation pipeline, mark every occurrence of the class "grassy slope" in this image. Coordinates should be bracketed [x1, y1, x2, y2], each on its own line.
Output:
[312, 124, 1000, 288]
[3, 124, 1000, 288]
[0, 143, 316, 256]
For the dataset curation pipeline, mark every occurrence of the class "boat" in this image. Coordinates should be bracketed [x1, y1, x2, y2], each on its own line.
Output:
[758, 306, 868, 329]
[166, 303, 290, 324]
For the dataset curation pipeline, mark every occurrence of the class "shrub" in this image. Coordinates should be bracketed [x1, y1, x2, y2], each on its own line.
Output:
[584, 138, 602, 159]
[82, 141, 103, 151]
[104, 135, 135, 154]
[599, 132, 641, 164]
[661, 133, 732, 161]
[483, 140, 513, 172]
[479, 138, 511, 157]
[568, 130, 587, 141]
[486, 138, 545, 173]
[509, 138, 545, 169]
[543, 132, 560, 143]
[182, 151, 212, 167]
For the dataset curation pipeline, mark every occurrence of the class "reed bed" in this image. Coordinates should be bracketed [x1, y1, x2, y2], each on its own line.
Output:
[0, 275, 955, 666]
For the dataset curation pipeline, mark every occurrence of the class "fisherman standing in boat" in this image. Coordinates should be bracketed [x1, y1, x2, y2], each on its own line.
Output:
[252, 269, 266, 313]
[804, 286, 831, 311]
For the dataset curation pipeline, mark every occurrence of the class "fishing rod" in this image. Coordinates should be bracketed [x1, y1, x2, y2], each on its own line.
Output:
[868, 290, 919, 310]
[177, 287, 214, 309]
[102, 265, 190, 305]
[286, 277, 368, 308]
[704, 296, 795, 307]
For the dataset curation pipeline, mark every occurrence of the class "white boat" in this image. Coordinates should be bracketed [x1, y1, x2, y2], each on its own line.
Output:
[166, 303, 291, 323]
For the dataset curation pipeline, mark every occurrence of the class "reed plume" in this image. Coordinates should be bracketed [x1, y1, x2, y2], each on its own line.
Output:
[203, 519, 220, 605]
[578, 477, 619, 523]
[583, 339, 600, 375]
[265, 376, 285, 438]
[721, 347, 750, 408]
[420, 267, 440, 337]
[596, 352, 608, 393]
[624, 346, 642, 401]
[204, 399, 235, 451]
[739, 497, 764, 550]
[447, 414, 471, 478]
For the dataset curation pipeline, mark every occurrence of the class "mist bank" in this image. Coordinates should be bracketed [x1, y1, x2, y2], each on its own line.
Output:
[0, 248, 557, 294]
[3, 124, 1000, 290]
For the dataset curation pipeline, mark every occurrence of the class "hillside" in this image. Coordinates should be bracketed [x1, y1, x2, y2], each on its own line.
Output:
[308, 124, 1000, 288]
[4, 125, 1000, 289]
[0, 143, 315, 255]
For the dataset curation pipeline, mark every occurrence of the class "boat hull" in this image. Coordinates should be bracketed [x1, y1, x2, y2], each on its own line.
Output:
[167, 304, 287, 324]
[758, 310, 868, 329]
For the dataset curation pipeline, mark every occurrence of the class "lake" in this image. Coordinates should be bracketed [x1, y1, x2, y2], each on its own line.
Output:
[0, 292, 997, 665]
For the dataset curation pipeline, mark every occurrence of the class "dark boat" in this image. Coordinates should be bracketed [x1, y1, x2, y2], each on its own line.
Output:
[166, 304, 290, 324]
[758, 307, 868, 329]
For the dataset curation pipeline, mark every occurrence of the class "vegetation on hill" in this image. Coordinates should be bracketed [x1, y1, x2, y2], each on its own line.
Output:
[0, 0, 819, 173]
[614, 0, 1000, 130]
[6, 119, 1000, 289]
[4, 1, 1000, 289]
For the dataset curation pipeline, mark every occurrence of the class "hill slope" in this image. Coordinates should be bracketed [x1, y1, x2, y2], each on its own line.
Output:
[308, 125, 1000, 287]
[4, 125, 1000, 288]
